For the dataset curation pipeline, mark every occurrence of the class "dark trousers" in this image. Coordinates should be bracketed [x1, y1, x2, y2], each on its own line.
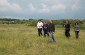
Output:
[43, 29, 49, 37]
[75, 31, 79, 39]
[38, 28, 42, 36]
[65, 30, 70, 38]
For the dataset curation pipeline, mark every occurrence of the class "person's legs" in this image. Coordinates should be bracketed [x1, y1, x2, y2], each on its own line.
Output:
[76, 31, 79, 39]
[45, 29, 49, 37]
[49, 32, 55, 42]
[52, 34, 55, 42]
[68, 30, 70, 37]
[49, 32, 53, 41]
[44, 29, 46, 37]
[77, 31, 79, 38]
[38, 28, 40, 36]
[66, 30, 70, 39]
[65, 30, 69, 38]
[40, 28, 42, 36]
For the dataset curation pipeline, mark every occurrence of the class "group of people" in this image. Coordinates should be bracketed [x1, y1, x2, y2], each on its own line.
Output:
[37, 20, 80, 42]
[37, 20, 55, 42]
[64, 21, 80, 39]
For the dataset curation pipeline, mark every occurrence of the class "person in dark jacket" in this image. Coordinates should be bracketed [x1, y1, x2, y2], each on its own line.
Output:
[43, 22, 49, 37]
[64, 21, 70, 39]
[74, 22, 80, 39]
[48, 20, 55, 42]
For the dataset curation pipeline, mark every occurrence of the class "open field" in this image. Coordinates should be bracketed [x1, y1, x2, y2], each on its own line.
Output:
[0, 24, 85, 55]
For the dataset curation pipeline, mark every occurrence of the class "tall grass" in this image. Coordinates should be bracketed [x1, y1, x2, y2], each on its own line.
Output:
[0, 24, 85, 55]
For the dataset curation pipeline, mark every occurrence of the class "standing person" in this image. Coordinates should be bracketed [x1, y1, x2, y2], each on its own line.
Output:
[64, 21, 70, 39]
[37, 20, 43, 36]
[43, 22, 49, 37]
[74, 22, 80, 39]
[48, 20, 55, 42]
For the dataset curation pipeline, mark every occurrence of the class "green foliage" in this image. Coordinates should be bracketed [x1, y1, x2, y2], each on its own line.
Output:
[0, 18, 85, 29]
[28, 20, 38, 26]
[80, 22, 85, 29]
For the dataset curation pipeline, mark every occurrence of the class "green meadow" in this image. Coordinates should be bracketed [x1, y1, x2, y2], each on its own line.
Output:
[0, 24, 85, 55]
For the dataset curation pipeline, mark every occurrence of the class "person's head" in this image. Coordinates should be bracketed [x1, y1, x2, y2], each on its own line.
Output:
[75, 22, 79, 25]
[38, 20, 41, 23]
[49, 20, 52, 23]
[44, 21, 46, 24]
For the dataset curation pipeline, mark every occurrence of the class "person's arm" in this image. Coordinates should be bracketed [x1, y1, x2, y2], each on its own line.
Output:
[41, 22, 43, 27]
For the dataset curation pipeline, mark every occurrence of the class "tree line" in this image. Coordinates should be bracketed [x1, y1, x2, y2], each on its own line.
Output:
[0, 18, 85, 29]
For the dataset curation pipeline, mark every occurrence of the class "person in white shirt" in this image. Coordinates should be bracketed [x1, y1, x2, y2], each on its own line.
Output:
[37, 21, 43, 36]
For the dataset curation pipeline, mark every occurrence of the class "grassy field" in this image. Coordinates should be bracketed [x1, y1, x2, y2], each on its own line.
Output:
[0, 24, 85, 55]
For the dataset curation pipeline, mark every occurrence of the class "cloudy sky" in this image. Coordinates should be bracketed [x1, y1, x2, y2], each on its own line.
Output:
[0, 0, 85, 19]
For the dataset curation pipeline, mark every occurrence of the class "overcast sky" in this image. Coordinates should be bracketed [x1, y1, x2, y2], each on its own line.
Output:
[0, 0, 85, 19]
